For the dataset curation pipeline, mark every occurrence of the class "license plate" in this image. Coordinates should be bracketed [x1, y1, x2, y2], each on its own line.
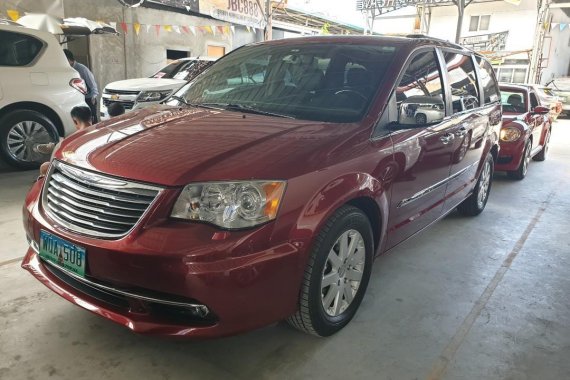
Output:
[39, 230, 86, 277]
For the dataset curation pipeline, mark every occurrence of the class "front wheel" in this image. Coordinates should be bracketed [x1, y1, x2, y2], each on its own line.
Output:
[508, 139, 532, 180]
[457, 153, 493, 216]
[287, 205, 374, 337]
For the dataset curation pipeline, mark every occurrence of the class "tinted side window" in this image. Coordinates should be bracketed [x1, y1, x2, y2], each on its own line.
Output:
[394, 50, 445, 127]
[475, 57, 500, 105]
[444, 53, 480, 113]
[0, 31, 43, 66]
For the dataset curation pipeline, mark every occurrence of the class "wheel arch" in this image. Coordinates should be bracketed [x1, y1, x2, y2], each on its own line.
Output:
[295, 173, 389, 257]
[0, 102, 64, 137]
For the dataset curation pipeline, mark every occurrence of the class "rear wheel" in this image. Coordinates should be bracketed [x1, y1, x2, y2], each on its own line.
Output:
[0, 109, 59, 169]
[457, 153, 493, 216]
[508, 139, 532, 180]
[533, 128, 550, 162]
[287, 205, 373, 337]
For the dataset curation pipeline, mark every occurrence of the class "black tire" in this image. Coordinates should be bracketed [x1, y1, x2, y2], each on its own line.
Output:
[457, 153, 493, 216]
[415, 113, 427, 125]
[287, 205, 374, 337]
[533, 128, 550, 162]
[507, 139, 531, 180]
[0, 109, 59, 169]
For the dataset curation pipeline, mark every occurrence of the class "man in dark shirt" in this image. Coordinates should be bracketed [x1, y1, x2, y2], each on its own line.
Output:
[63, 49, 99, 123]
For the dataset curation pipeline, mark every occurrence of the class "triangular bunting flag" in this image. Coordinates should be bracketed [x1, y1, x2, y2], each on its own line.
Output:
[246, 26, 251, 32]
[164, 24, 172, 32]
[134, 22, 141, 35]
[154, 24, 160, 36]
[120, 22, 128, 34]
[181, 25, 190, 34]
[110, 21, 117, 31]
[561, 23, 568, 31]
[552, 23, 559, 28]
[230, 25, 235, 34]
[217, 26, 224, 35]
[189, 26, 196, 36]
[145, 24, 152, 34]
[173, 25, 181, 34]
[7, 9, 20, 21]
[211, 26, 217, 35]
[204, 26, 213, 34]
[185, 5, 191, 12]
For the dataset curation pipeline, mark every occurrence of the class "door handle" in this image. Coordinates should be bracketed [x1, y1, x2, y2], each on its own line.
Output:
[455, 127, 467, 137]
[440, 133, 454, 144]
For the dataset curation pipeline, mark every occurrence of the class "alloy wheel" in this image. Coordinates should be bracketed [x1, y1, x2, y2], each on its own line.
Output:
[477, 160, 491, 208]
[321, 229, 366, 317]
[6, 121, 53, 163]
[522, 141, 532, 176]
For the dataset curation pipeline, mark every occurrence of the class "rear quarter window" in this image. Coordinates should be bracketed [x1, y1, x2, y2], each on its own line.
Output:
[0, 31, 44, 66]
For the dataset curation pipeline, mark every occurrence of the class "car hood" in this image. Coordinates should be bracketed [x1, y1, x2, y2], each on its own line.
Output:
[56, 106, 357, 186]
[105, 78, 187, 92]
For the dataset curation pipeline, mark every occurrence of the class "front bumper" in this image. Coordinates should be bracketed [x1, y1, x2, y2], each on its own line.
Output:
[495, 139, 526, 172]
[22, 179, 303, 338]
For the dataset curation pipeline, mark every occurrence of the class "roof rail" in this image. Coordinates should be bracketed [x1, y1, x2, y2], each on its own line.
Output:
[405, 33, 467, 50]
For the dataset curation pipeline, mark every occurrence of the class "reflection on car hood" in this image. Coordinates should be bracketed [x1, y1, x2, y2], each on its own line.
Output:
[105, 78, 187, 92]
[55, 106, 356, 186]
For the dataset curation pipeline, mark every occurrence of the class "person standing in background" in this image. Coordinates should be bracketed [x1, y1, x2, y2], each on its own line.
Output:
[63, 49, 99, 123]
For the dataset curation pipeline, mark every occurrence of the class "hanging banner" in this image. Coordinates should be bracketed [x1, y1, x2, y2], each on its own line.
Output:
[7, 9, 20, 21]
[198, 0, 266, 29]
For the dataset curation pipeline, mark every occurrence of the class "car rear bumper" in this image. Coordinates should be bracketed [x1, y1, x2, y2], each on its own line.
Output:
[22, 180, 303, 338]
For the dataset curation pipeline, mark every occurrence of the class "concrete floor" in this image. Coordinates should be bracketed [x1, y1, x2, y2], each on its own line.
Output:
[1, 121, 569, 380]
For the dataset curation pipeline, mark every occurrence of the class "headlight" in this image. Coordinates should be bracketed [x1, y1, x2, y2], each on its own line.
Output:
[500, 126, 522, 142]
[171, 181, 286, 229]
[137, 90, 172, 102]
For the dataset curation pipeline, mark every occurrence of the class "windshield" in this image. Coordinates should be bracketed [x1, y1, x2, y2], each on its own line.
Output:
[169, 43, 398, 123]
[152, 60, 213, 80]
[501, 89, 526, 114]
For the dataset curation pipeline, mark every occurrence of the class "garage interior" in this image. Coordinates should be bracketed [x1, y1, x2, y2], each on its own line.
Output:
[2, 0, 570, 378]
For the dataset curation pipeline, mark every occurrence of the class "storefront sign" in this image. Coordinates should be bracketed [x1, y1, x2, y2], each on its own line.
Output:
[199, 0, 266, 28]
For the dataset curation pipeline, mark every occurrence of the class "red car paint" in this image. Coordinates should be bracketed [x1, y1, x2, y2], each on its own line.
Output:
[496, 84, 551, 173]
[22, 36, 501, 337]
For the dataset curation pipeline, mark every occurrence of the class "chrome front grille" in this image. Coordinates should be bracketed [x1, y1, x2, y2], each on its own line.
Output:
[43, 161, 162, 238]
[102, 98, 135, 110]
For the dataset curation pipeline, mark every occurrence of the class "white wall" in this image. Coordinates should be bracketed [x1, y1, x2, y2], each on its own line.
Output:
[428, 0, 538, 50]
[541, 9, 570, 82]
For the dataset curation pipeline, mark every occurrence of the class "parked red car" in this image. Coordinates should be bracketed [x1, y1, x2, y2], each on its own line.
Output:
[496, 84, 551, 179]
[22, 36, 501, 338]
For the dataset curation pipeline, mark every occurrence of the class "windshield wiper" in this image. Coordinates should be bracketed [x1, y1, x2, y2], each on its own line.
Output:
[167, 96, 224, 111]
[201, 103, 295, 119]
[168, 95, 190, 105]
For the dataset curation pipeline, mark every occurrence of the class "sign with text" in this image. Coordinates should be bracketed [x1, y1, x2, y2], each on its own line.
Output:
[356, 0, 454, 10]
[199, 0, 266, 28]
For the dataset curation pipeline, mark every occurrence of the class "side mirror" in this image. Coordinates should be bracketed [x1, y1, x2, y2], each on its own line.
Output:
[398, 95, 445, 126]
[532, 105, 550, 115]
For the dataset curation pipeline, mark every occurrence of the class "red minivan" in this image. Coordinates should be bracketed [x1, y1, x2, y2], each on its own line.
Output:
[22, 36, 501, 338]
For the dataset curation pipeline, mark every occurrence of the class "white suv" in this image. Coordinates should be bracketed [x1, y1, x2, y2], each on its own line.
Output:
[100, 57, 215, 119]
[0, 24, 88, 168]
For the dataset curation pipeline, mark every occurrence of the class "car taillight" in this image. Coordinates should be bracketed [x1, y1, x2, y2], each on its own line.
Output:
[69, 78, 87, 95]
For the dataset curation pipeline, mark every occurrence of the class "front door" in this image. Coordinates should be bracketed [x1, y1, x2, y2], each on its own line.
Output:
[384, 49, 455, 249]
